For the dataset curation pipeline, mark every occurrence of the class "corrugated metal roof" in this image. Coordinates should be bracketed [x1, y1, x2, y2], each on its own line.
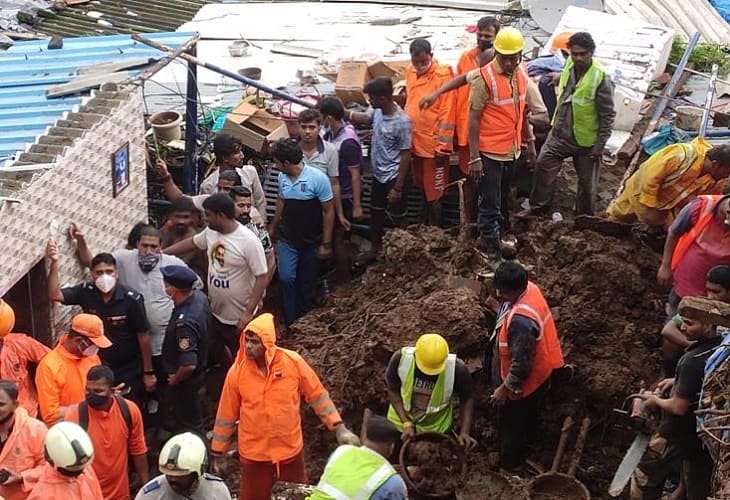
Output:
[26, 0, 211, 37]
[0, 31, 195, 162]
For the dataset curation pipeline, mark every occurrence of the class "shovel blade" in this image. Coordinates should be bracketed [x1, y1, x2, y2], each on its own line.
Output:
[608, 433, 649, 497]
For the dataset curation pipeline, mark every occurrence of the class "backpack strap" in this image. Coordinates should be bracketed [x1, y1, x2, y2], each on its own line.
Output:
[115, 395, 133, 432]
[78, 401, 89, 431]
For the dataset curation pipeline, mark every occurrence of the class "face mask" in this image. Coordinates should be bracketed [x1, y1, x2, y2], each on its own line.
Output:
[95, 274, 116, 293]
[82, 344, 99, 357]
[237, 213, 251, 225]
[478, 39, 493, 51]
[138, 252, 161, 273]
[85, 392, 111, 410]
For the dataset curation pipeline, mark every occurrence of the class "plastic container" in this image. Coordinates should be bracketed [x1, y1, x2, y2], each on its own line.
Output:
[150, 111, 182, 142]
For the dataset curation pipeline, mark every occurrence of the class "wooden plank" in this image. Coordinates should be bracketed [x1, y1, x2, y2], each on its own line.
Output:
[64, 0, 93, 5]
[77, 57, 155, 76]
[46, 72, 130, 99]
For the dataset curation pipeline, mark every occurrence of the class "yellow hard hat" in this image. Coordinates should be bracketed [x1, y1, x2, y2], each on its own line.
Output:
[0, 300, 15, 338]
[493, 26, 524, 55]
[414, 333, 449, 376]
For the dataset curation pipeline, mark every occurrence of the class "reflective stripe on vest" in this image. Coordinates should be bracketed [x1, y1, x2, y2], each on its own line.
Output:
[497, 282, 564, 399]
[554, 59, 606, 147]
[385, 347, 456, 432]
[308, 445, 396, 500]
[670, 195, 724, 270]
[477, 62, 527, 155]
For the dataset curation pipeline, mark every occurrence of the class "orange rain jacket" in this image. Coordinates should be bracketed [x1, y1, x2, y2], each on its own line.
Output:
[0, 407, 48, 500]
[26, 464, 103, 500]
[405, 61, 457, 157]
[35, 336, 101, 426]
[211, 313, 342, 463]
[455, 47, 481, 147]
[1, 334, 50, 418]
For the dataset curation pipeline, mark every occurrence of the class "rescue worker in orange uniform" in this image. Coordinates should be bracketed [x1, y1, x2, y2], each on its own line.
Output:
[467, 27, 538, 259]
[405, 38, 456, 227]
[64, 365, 149, 500]
[0, 300, 50, 418]
[35, 314, 110, 425]
[27, 421, 103, 500]
[210, 313, 359, 500]
[0, 380, 47, 500]
[488, 261, 564, 472]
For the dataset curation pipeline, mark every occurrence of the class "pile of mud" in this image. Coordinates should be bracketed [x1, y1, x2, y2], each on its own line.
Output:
[288, 221, 665, 498]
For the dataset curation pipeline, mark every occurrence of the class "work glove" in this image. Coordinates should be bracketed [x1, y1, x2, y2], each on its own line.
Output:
[335, 425, 361, 446]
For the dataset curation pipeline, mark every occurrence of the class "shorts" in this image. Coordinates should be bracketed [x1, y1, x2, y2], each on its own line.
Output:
[371, 178, 407, 217]
[412, 155, 447, 202]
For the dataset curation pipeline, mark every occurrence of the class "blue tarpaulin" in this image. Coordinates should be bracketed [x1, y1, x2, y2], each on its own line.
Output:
[710, 0, 730, 23]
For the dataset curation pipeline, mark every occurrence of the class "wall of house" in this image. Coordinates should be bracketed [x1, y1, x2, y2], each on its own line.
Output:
[0, 88, 148, 337]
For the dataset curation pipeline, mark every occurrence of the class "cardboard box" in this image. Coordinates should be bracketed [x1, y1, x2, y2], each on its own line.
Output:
[335, 61, 370, 106]
[367, 60, 410, 82]
[221, 102, 289, 152]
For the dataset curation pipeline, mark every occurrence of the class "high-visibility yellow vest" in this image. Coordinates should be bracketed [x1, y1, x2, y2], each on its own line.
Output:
[555, 58, 607, 147]
[307, 445, 397, 500]
[386, 346, 456, 433]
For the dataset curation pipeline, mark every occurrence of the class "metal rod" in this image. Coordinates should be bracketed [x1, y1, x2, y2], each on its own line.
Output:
[668, 63, 730, 86]
[183, 44, 199, 195]
[128, 33, 200, 86]
[131, 33, 315, 108]
[648, 31, 701, 132]
[699, 63, 719, 138]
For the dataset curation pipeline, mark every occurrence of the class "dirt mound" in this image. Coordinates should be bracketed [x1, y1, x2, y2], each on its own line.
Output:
[289, 221, 665, 498]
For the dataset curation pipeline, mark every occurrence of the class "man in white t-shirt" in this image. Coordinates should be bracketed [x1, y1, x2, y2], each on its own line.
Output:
[164, 193, 268, 392]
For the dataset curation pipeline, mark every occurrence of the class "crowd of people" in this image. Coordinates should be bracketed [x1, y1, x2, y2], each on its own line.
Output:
[0, 13, 728, 500]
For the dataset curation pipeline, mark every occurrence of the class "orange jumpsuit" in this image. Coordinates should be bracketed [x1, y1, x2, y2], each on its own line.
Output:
[405, 60, 456, 202]
[211, 313, 342, 500]
[1, 334, 50, 418]
[0, 407, 47, 500]
[26, 465, 103, 500]
[35, 336, 101, 426]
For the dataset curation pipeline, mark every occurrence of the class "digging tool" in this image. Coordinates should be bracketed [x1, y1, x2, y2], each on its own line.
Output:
[608, 390, 652, 497]
[527, 416, 591, 499]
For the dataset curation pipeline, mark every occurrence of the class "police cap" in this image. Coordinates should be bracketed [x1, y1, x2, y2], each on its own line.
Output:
[160, 265, 198, 290]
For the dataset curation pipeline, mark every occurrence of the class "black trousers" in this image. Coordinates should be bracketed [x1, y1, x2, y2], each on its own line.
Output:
[166, 373, 205, 436]
[497, 379, 550, 470]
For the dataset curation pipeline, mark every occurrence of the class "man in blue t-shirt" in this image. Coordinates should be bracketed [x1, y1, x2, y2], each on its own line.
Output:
[269, 139, 335, 326]
[348, 77, 413, 261]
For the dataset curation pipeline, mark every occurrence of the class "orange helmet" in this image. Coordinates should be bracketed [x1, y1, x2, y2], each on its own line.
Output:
[0, 300, 15, 338]
[551, 32, 573, 53]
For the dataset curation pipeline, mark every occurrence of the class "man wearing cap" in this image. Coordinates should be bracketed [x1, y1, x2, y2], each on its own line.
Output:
[308, 415, 408, 500]
[523, 31, 616, 217]
[386, 333, 476, 449]
[466, 27, 540, 258]
[35, 314, 111, 425]
[160, 265, 210, 435]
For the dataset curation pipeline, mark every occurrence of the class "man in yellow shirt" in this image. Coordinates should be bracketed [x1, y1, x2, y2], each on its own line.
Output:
[607, 138, 730, 228]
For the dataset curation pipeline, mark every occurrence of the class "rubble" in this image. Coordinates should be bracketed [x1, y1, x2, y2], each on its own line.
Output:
[285, 220, 664, 497]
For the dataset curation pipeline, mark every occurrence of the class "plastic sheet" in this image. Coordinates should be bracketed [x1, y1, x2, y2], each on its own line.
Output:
[710, 0, 730, 23]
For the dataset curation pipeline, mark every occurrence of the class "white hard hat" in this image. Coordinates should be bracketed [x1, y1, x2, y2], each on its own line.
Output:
[44, 421, 94, 472]
[158, 432, 208, 477]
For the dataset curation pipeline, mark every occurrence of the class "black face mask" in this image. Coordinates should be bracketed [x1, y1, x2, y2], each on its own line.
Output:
[478, 39, 493, 51]
[86, 392, 111, 410]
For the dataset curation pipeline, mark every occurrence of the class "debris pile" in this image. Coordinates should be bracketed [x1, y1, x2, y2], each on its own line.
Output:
[288, 221, 665, 497]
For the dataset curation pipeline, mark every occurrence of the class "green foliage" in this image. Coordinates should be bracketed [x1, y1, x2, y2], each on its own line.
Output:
[669, 35, 730, 73]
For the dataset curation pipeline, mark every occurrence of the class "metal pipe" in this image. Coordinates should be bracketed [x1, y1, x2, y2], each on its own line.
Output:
[129, 33, 200, 86]
[131, 33, 315, 108]
[183, 44, 199, 195]
[699, 63, 719, 138]
[668, 63, 730, 86]
[648, 32, 701, 132]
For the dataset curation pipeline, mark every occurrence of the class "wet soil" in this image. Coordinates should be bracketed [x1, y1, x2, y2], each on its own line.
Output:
[405, 439, 462, 496]
[286, 220, 665, 499]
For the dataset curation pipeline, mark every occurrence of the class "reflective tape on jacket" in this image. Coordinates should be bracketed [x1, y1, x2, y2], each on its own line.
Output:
[477, 61, 527, 155]
[670, 195, 724, 271]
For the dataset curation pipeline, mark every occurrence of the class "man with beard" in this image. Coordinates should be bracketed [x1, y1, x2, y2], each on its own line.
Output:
[230, 186, 276, 284]
[160, 197, 207, 280]
[164, 194, 267, 397]
[70, 224, 199, 417]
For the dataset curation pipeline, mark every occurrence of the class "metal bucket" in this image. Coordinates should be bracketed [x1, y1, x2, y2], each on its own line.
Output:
[526, 472, 590, 500]
[399, 432, 466, 498]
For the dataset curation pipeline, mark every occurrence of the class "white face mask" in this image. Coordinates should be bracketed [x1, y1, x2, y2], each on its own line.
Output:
[82, 344, 99, 357]
[95, 274, 116, 294]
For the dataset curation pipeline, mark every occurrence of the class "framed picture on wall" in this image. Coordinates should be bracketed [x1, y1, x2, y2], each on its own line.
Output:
[112, 142, 130, 197]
